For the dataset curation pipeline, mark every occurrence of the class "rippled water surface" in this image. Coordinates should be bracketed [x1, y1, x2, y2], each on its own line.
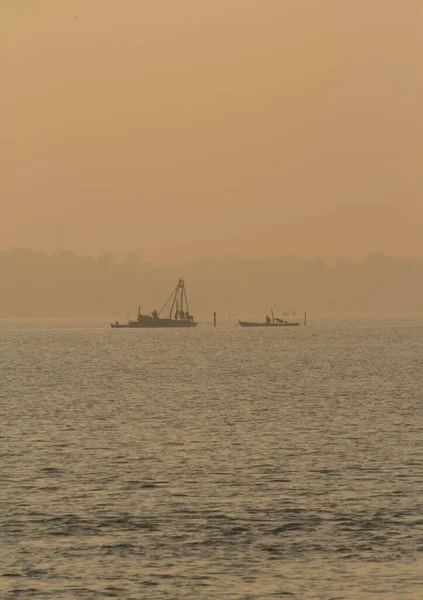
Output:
[1, 318, 423, 599]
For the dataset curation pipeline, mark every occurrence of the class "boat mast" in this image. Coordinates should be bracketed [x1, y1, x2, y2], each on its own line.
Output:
[182, 280, 189, 315]
[168, 286, 178, 318]
[159, 278, 188, 319]
[179, 279, 184, 315]
[159, 282, 179, 317]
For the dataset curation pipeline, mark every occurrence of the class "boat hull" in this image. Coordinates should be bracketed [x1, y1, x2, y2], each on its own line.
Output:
[238, 321, 300, 327]
[111, 319, 197, 328]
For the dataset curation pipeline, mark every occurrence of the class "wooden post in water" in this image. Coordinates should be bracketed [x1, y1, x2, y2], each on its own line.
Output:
[304, 310, 307, 326]
[213, 311, 217, 327]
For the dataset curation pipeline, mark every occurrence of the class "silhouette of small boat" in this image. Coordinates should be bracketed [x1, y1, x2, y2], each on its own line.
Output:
[238, 320, 300, 327]
[239, 310, 300, 327]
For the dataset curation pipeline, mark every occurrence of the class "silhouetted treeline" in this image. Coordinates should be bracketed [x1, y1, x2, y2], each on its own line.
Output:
[0, 248, 422, 317]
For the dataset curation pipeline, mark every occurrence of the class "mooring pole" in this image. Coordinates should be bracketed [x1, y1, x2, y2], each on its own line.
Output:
[304, 310, 307, 326]
[213, 311, 217, 327]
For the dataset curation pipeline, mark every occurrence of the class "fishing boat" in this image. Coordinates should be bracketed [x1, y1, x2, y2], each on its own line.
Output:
[111, 278, 197, 328]
[239, 309, 300, 327]
[239, 320, 300, 327]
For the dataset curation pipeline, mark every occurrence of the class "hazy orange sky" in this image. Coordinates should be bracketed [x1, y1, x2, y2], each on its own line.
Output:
[2, 0, 422, 263]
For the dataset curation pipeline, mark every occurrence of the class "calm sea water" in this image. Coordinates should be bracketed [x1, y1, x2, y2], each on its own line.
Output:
[1, 318, 422, 599]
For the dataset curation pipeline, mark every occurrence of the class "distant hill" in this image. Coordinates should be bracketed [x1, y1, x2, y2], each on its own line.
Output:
[0, 248, 422, 318]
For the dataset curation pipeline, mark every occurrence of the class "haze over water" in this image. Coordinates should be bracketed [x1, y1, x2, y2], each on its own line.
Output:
[1, 319, 423, 598]
[2, 1, 423, 597]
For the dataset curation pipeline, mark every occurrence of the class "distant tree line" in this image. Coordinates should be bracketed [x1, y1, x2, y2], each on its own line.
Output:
[0, 248, 422, 318]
